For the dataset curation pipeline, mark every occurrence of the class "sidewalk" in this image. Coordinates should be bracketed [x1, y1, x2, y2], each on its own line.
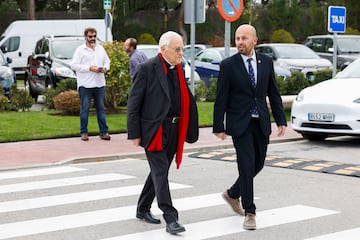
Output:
[0, 123, 302, 171]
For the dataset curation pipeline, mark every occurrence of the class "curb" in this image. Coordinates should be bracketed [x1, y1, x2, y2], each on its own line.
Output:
[62, 137, 304, 166]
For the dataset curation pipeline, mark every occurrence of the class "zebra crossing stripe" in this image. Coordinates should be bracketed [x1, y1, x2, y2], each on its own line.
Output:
[304, 227, 360, 240]
[0, 173, 135, 194]
[0, 166, 86, 180]
[0, 193, 224, 239]
[0, 182, 191, 213]
[100, 205, 339, 240]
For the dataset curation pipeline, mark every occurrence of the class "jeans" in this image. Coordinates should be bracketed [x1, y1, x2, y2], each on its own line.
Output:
[78, 86, 108, 134]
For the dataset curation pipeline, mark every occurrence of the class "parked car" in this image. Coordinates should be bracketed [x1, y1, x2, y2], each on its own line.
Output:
[255, 43, 332, 81]
[25, 35, 84, 100]
[183, 44, 211, 62]
[136, 44, 201, 85]
[304, 34, 360, 70]
[0, 49, 16, 96]
[291, 57, 360, 141]
[193, 47, 238, 87]
[193, 47, 291, 87]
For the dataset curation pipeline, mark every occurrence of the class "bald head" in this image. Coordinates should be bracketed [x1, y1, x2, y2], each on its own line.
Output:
[235, 24, 258, 57]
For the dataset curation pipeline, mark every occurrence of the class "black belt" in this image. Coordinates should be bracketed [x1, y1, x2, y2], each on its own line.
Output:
[166, 116, 180, 124]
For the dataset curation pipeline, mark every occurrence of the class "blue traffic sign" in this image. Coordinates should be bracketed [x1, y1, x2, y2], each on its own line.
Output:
[218, 0, 244, 22]
[328, 6, 346, 33]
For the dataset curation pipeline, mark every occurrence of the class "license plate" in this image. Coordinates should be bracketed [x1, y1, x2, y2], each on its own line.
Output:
[308, 112, 335, 122]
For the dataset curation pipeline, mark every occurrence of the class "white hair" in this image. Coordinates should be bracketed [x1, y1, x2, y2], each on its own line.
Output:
[158, 31, 182, 49]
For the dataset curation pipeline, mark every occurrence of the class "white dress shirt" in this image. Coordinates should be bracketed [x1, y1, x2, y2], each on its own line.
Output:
[71, 43, 110, 88]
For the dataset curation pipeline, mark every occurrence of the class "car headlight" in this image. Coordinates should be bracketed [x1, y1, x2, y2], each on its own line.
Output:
[54, 67, 76, 78]
[353, 98, 360, 103]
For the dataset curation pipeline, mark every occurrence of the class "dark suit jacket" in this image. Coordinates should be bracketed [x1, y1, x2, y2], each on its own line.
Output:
[127, 55, 199, 148]
[213, 52, 287, 137]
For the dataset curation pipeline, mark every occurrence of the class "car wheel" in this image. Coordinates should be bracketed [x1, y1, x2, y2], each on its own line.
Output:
[301, 133, 327, 141]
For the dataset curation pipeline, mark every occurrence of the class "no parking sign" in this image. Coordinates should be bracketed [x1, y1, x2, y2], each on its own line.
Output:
[218, 0, 244, 22]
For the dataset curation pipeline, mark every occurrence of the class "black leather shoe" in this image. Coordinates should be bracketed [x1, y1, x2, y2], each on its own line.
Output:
[166, 221, 186, 234]
[136, 211, 161, 224]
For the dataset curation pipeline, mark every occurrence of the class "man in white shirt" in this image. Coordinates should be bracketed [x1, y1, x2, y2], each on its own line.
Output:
[71, 27, 111, 141]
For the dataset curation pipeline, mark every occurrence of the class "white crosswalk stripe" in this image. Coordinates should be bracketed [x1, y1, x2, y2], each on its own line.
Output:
[100, 205, 339, 240]
[0, 163, 354, 240]
[0, 173, 134, 194]
[0, 183, 191, 213]
[0, 166, 87, 180]
[304, 228, 360, 240]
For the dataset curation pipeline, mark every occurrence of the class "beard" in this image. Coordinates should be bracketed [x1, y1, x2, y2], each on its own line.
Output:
[87, 39, 96, 47]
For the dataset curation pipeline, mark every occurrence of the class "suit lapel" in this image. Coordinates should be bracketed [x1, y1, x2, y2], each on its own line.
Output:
[235, 53, 255, 90]
[153, 57, 170, 100]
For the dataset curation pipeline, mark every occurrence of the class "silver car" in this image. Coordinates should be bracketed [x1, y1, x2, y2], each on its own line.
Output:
[255, 43, 332, 80]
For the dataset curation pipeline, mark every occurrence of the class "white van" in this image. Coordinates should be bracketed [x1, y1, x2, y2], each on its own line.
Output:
[0, 19, 113, 77]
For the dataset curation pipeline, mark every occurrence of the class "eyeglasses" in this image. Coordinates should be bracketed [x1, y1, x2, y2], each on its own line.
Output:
[172, 47, 184, 53]
[87, 35, 97, 39]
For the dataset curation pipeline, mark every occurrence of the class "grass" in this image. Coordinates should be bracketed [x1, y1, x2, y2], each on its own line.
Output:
[0, 102, 290, 143]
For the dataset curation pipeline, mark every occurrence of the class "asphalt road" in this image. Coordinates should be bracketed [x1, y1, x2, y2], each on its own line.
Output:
[0, 145, 358, 240]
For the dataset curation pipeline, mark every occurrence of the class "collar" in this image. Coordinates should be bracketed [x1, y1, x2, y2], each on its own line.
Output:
[162, 55, 175, 69]
[240, 51, 256, 63]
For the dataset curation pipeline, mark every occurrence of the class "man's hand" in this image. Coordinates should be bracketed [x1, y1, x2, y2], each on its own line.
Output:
[277, 125, 287, 137]
[215, 132, 226, 140]
[131, 138, 141, 147]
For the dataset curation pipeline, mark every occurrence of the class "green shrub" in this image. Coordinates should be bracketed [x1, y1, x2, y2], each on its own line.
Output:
[43, 78, 77, 110]
[54, 90, 80, 115]
[276, 75, 287, 95]
[6, 85, 34, 111]
[285, 72, 310, 94]
[206, 78, 217, 102]
[312, 69, 333, 85]
[195, 81, 208, 102]
[270, 29, 295, 43]
[138, 33, 157, 44]
[103, 41, 132, 111]
[0, 95, 8, 111]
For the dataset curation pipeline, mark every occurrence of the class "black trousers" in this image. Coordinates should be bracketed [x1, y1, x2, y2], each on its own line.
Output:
[137, 119, 179, 223]
[228, 118, 268, 214]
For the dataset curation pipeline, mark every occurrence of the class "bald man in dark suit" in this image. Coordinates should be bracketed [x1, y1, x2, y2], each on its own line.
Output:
[213, 24, 287, 230]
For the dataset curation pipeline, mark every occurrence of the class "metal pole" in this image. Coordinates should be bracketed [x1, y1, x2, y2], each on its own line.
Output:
[332, 33, 338, 77]
[105, 9, 109, 42]
[79, 0, 82, 19]
[224, 21, 230, 58]
[190, 0, 195, 95]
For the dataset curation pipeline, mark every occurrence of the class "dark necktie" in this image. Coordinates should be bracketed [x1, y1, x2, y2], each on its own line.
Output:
[247, 58, 256, 88]
[247, 58, 259, 117]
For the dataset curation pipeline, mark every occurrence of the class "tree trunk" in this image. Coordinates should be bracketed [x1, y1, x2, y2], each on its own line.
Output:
[178, 1, 187, 45]
[29, 0, 35, 20]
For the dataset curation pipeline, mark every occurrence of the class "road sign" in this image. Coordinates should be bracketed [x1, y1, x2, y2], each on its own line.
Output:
[184, 0, 206, 24]
[218, 0, 244, 22]
[328, 6, 346, 33]
[104, 0, 111, 10]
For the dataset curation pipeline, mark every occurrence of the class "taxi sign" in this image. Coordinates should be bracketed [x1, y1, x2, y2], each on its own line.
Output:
[328, 6, 346, 33]
[218, 0, 244, 22]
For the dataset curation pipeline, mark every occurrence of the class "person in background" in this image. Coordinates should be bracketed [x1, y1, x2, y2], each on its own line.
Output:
[213, 24, 287, 230]
[124, 38, 148, 80]
[127, 31, 198, 235]
[71, 27, 111, 141]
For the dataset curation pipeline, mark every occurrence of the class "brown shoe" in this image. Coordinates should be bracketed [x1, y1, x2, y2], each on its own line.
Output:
[81, 133, 89, 141]
[222, 191, 245, 216]
[100, 132, 111, 140]
[243, 213, 256, 230]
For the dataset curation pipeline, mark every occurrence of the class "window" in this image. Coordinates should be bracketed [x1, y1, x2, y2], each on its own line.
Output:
[1, 36, 20, 52]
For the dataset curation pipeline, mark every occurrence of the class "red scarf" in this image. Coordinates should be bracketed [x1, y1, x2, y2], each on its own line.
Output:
[147, 53, 190, 169]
